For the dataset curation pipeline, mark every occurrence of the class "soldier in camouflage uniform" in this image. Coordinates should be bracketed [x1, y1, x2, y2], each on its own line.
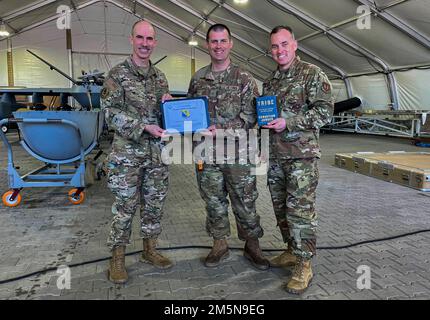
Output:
[262, 26, 333, 294]
[188, 24, 269, 270]
[101, 20, 174, 284]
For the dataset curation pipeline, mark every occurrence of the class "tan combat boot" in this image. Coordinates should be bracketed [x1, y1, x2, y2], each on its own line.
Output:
[140, 238, 173, 269]
[284, 258, 313, 295]
[107, 246, 128, 284]
[243, 238, 269, 270]
[204, 239, 229, 267]
[269, 246, 297, 268]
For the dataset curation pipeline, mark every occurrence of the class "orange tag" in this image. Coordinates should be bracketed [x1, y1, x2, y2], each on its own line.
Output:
[198, 160, 204, 171]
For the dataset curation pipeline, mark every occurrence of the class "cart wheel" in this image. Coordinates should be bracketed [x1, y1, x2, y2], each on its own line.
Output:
[2, 191, 22, 207]
[68, 189, 85, 205]
[1, 125, 7, 134]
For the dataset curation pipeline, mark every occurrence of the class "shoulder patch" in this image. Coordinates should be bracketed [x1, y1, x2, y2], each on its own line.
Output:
[105, 78, 119, 91]
[322, 82, 331, 93]
[101, 87, 110, 99]
[101, 78, 120, 99]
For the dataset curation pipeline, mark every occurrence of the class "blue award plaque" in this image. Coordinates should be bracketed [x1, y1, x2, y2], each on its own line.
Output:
[256, 96, 278, 126]
[161, 97, 210, 134]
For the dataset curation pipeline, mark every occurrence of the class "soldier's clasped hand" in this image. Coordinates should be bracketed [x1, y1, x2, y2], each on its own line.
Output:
[161, 93, 173, 103]
[262, 118, 287, 133]
[144, 125, 166, 138]
[200, 124, 217, 137]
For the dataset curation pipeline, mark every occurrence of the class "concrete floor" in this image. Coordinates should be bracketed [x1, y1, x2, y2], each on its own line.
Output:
[0, 131, 429, 300]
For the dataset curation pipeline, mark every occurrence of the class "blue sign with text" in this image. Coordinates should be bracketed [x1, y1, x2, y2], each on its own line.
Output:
[256, 96, 278, 126]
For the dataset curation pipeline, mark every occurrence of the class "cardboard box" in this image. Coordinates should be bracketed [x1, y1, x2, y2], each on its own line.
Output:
[335, 152, 430, 191]
[372, 161, 394, 182]
[351, 156, 376, 176]
[391, 166, 412, 187]
[334, 153, 355, 171]
[334, 152, 375, 176]
[410, 169, 430, 191]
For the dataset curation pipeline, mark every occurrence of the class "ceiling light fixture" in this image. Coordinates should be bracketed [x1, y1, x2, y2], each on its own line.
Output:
[234, 0, 249, 4]
[0, 21, 10, 37]
[188, 34, 198, 46]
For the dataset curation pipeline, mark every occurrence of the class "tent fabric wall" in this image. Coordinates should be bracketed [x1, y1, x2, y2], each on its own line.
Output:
[331, 80, 349, 103]
[389, 0, 430, 40]
[0, 0, 429, 109]
[0, 46, 7, 86]
[0, 24, 69, 88]
[350, 75, 391, 110]
[0, 1, 260, 92]
[69, 3, 212, 92]
[396, 69, 430, 111]
[0, 2, 213, 92]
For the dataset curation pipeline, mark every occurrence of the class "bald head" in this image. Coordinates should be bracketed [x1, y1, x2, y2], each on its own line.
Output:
[131, 20, 156, 37]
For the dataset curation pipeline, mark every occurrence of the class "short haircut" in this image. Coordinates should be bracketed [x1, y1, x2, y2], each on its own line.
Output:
[206, 24, 232, 42]
[131, 19, 156, 36]
[270, 25, 295, 39]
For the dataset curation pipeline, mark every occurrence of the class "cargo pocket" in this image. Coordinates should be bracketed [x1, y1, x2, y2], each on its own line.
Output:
[280, 131, 300, 143]
[106, 157, 121, 190]
[148, 139, 162, 164]
[243, 175, 258, 207]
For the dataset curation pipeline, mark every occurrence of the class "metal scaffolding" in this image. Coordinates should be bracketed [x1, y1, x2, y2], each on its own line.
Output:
[324, 111, 430, 138]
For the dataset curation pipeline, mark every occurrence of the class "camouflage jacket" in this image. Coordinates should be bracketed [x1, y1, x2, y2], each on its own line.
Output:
[100, 57, 169, 163]
[262, 56, 333, 159]
[188, 63, 259, 162]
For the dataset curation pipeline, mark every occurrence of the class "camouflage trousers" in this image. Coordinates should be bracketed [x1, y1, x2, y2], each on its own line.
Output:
[267, 158, 319, 260]
[196, 163, 263, 241]
[106, 153, 169, 250]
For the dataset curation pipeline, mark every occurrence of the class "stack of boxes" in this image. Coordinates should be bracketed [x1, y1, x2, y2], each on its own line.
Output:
[334, 152, 430, 191]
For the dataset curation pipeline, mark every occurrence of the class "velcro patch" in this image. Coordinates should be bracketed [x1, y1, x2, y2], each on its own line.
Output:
[101, 78, 120, 99]
[105, 78, 119, 91]
[101, 87, 110, 99]
[322, 82, 331, 93]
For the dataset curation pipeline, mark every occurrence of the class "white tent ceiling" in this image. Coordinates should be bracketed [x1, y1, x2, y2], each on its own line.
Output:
[0, 0, 429, 110]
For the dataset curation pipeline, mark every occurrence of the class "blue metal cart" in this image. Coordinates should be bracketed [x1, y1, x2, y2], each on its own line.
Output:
[0, 111, 103, 207]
